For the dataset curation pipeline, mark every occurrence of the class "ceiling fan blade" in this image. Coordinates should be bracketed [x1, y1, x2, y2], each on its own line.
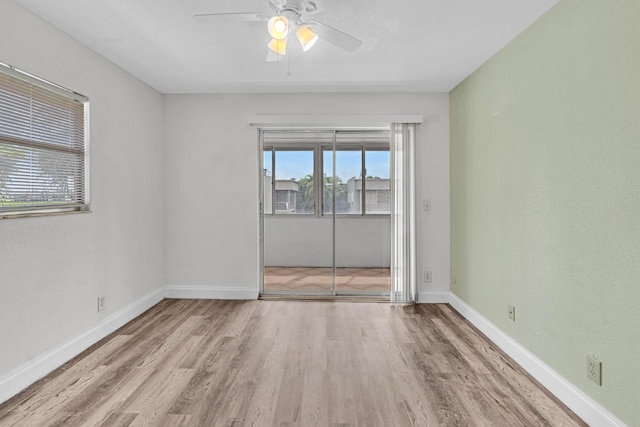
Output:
[269, 0, 285, 12]
[306, 19, 361, 52]
[194, 13, 268, 23]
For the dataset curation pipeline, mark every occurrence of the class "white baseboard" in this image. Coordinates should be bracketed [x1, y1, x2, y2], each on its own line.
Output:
[448, 292, 626, 427]
[417, 291, 450, 303]
[165, 285, 259, 300]
[0, 287, 165, 406]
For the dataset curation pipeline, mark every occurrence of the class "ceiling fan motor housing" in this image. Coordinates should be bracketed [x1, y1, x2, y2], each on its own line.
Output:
[274, 0, 317, 16]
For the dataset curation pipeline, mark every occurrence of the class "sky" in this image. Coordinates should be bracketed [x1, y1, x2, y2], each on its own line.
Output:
[265, 150, 390, 181]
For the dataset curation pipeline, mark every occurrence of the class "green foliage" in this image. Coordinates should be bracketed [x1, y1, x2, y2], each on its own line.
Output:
[0, 143, 75, 206]
[296, 173, 348, 213]
[295, 174, 315, 212]
[0, 144, 23, 204]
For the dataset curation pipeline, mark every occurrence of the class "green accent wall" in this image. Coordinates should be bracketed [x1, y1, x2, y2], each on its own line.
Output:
[450, 1, 640, 425]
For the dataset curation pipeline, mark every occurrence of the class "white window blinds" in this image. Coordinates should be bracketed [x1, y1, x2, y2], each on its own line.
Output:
[0, 64, 89, 218]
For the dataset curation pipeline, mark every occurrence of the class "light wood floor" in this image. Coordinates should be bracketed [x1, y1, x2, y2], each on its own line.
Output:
[264, 267, 390, 293]
[0, 300, 586, 426]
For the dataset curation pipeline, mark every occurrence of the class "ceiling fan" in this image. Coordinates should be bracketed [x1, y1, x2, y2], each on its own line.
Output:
[194, 0, 362, 61]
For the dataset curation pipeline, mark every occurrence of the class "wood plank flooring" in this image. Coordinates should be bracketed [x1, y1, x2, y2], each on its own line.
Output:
[0, 300, 586, 426]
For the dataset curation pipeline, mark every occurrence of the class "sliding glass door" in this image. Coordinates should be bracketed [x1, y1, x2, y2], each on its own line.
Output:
[260, 129, 391, 298]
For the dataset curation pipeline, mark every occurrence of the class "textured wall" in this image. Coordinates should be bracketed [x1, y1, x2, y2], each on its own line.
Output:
[0, 0, 164, 380]
[162, 93, 450, 298]
[450, 1, 640, 424]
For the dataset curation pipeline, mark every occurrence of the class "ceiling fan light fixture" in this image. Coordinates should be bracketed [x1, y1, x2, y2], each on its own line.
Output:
[267, 38, 287, 55]
[295, 25, 319, 51]
[267, 15, 289, 40]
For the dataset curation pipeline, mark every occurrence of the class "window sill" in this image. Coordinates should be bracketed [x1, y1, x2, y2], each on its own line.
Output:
[0, 206, 91, 220]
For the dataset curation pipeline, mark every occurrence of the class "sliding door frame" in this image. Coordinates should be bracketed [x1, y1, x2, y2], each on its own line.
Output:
[258, 127, 395, 298]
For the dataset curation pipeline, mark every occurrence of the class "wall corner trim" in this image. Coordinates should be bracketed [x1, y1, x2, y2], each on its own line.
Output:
[0, 287, 165, 405]
[448, 292, 627, 427]
[164, 285, 259, 300]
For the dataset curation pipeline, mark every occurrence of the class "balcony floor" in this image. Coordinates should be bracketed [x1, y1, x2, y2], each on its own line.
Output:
[263, 267, 390, 294]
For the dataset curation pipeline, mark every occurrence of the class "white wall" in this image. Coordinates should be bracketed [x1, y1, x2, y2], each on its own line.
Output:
[0, 5, 451, 400]
[163, 93, 450, 300]
[0, 0, 164, 397]
[265, 216, 391, 268]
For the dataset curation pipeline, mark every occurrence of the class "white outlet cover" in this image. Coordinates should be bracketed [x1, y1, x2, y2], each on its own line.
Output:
[587, 355, 602, 385]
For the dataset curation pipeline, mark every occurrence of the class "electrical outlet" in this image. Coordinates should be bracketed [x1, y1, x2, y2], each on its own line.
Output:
[587, 355, 602, 386]
[97, 296, 105, 312]
[508, 305, 516, 322]
[424, 271, 432, 282]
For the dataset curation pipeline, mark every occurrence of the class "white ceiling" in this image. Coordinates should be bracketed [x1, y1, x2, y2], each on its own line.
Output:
[13, 0, 558, 94]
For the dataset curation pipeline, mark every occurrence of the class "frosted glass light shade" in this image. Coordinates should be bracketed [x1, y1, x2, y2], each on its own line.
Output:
[267, 38, 287, 55]
[295, 25, 319, 51]
[268, 15, 289, 40]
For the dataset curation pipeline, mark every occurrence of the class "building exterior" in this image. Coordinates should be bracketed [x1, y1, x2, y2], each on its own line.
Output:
[263, 176, 299, 214]
[346, 177, 390, 214]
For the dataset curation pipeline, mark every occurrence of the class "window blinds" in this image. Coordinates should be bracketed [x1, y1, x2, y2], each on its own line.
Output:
[0, 64, 89, 217]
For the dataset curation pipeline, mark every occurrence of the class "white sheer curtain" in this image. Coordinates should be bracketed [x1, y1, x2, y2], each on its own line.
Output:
[390, 123, 417, 304]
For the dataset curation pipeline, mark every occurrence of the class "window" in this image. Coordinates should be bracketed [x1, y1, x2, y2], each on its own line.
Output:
[0, 63, 89, 219]
[322, 146, 390, 215]
[263, 130, 390, 216]
[364, 148, 390, 214]
[263, 147, 315, 215]
[323, 148, 363, 215]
